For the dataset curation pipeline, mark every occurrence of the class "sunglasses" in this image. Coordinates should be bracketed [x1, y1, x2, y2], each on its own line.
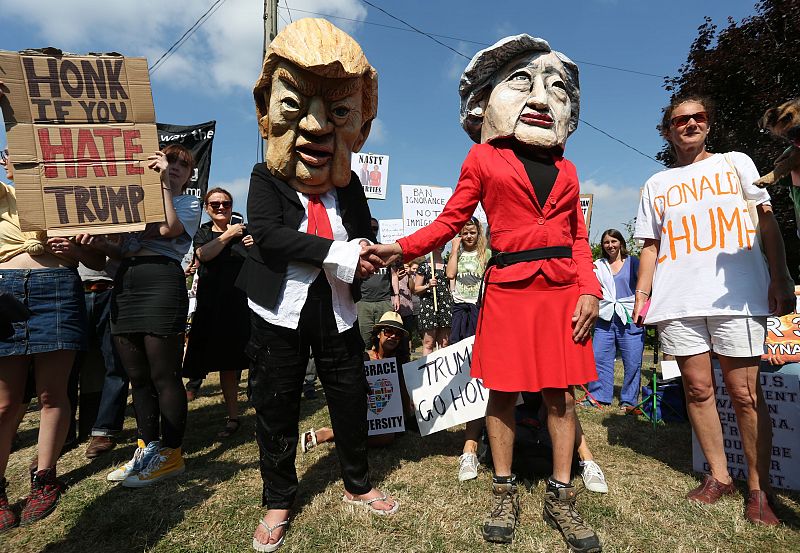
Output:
[670, 111, 708, 128]
[166, 154, 190, 168]
[381, 327, 402, 337]
[208, 201, 232, 209]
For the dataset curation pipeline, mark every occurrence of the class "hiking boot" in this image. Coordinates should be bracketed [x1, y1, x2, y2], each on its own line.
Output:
[107, 440, 160, 482]
[481, 478, 520, 544]
[85, 436, 116, 459]
[0, 477, 20, 533]
[580, 460, 608, 494]
[20, 468, 66, 526]
[458, 452, 479, 482]
[543, 482, 602, 553]
[122, 446, 185, 488]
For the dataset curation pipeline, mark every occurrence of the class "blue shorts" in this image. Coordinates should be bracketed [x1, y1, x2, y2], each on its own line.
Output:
[0, 267, 88, 356]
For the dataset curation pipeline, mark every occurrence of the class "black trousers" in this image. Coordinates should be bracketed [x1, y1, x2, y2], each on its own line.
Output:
[247, 277, 371, 509]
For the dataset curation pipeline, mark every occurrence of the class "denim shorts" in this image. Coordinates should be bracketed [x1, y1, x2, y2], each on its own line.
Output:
[0, 267, 88, 357]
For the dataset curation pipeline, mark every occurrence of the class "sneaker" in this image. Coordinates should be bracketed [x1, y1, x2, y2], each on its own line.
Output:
[481, 478, 520, 544]
[580, 460, 608, 494]
[458, 452, 479, 482]
[107, 440, 160, 482]
[20, 468, 66, 526]
[543, 482, 602, 553]
[0, 477, 20, 533]
[122, 447, 185, 488]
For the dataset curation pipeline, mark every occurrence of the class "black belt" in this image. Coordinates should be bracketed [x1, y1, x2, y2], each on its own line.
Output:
[478, 246, 573, 306]
[487, 246, 572, 268]
[124, 255, 180, 266]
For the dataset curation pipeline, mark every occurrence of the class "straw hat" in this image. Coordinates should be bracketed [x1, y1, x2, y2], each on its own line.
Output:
[372, 311, 408, 337]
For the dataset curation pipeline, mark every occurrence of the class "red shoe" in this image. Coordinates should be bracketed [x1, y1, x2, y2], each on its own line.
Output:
[0, 478, 20, 533]
[745, 490, 780, 526]
[686, 474, 735, 504]
[20, 468, 65, 526]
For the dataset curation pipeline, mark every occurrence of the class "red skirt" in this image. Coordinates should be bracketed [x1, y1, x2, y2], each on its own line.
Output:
[471, 272, 598, 392]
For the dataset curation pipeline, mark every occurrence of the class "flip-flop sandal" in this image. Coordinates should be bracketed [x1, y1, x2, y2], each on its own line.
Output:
[300, 429, 317, 453]
[342, 494, 400, 516]
[217, 418, 240, 439]
[252, 518, 289, 552]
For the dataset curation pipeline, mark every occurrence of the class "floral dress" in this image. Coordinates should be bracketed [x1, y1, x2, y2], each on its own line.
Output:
[417, 261, 453, 331]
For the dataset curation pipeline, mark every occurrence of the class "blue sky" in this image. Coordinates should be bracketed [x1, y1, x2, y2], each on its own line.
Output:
[0, 0, 761, 242]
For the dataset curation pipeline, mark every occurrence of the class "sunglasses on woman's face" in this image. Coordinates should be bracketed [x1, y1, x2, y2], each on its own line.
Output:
[208, 201, 232, 209]
[670, 111, 708, 128]
[381, 327, 402, 338]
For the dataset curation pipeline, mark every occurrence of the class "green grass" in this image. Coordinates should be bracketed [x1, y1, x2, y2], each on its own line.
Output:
[3, 360, 799, 553]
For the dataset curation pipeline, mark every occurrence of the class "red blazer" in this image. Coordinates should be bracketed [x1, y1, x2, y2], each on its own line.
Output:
[398, 142, 601, 298]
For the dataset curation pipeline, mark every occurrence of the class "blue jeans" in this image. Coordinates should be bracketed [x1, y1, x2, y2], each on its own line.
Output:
[86, 288, 129, 436]
[588, 316, 644, 405]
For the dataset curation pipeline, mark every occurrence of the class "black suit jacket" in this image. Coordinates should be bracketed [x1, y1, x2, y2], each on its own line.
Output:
[236, 163, 376, 310]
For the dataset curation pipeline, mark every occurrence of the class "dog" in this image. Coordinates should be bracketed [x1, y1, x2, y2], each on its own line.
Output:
[754, 98, 800, 187]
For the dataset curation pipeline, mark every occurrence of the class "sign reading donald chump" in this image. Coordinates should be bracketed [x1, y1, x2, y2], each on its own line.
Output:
[402, 337, 491, 436]
[364, 357, 405, 436]
[0, 49, 164, 235]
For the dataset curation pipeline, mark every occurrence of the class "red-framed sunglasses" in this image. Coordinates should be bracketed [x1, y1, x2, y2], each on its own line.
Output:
[670, 111, 708, 128]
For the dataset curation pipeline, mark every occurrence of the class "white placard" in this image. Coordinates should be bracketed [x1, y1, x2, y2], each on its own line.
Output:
[401, 336, 490, 436]
[579, 193, 593, 230]
[401, 184, 453, 236]
[377, 218, 405, 244]
[692, 364, 800, 490]
[365, 357, 405, 436]
[661, 359, 681, 380]
[352, 152, 389, 200]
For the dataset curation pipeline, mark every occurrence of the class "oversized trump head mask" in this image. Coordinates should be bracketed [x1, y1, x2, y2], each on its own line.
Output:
[459, 35, 579, 149]
[253, 18, 378, 194]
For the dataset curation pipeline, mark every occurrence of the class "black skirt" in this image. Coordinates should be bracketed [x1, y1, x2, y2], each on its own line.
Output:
[111, 256, 188, 336]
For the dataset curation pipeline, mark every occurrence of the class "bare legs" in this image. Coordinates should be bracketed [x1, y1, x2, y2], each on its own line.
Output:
[421, 328, 451, 355]
[219, 371, 241, 421]
[679, 352, 771, 491]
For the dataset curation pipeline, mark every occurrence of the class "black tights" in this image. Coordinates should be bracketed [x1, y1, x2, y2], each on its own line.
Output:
[114, 333, 187, 449]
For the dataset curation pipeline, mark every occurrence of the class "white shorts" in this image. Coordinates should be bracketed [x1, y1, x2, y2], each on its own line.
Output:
[657, 316, 766, 357]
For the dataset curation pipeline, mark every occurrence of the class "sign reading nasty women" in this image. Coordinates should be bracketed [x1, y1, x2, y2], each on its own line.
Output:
[352, 152, 389, 200]
[692, 363, 800, 490]
[0, 49, 164, 235]
[402, 337, 492, 436]
[364, 357, 405, 436]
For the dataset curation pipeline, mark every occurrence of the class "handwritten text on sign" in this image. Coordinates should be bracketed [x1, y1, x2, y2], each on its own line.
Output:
[402, 337, 489, 436]
[364, 358, 405, 436]
[0, 50, 163, 234]
[692, 365, 799, 490]
[401, 184, 452, 236]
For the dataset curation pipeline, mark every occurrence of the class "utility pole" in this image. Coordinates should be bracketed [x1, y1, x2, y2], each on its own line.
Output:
[260, 0, 279, 162]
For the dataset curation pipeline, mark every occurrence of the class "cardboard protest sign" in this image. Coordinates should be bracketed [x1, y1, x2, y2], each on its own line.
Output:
[401, 184, 452, 236]
[0, 49, 165, 235]
[158, 121, 216, 200]
[352, 152, 389, 200]
[402, 337, 490, 436]
[364, 357, 405, 436]
[763, 288, 800, 364]
[376, 218, 405, 244]
[692, 363, 800, 490]
[579, 194, 593, 231]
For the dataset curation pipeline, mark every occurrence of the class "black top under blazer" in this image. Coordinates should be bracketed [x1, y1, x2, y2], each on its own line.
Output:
[236, 163, 376, 311]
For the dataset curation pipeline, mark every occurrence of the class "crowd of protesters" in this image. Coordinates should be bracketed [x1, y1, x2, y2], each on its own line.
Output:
[0, 72, 798, 549]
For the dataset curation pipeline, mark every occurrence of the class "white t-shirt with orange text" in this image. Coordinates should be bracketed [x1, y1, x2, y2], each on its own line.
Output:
[635, 152, 771, 324]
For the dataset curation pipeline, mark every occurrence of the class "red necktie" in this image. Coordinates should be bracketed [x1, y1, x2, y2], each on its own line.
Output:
[306, 194, 334, 239]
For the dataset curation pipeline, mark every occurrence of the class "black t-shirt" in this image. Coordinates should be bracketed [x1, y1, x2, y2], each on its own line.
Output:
[360, 266, 392, 302]
[514, 149, 559, 207]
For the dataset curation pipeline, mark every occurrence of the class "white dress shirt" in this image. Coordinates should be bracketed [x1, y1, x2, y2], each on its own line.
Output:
[248, 190, 365, 333]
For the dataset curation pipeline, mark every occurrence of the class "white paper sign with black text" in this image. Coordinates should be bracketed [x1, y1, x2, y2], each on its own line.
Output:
[401, 185, 453, 236]
[364, 357, 405, 436]
[352, 152, 389, 200]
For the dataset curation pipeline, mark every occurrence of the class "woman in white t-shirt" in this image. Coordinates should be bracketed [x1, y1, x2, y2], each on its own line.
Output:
[633, 96, 795, 526]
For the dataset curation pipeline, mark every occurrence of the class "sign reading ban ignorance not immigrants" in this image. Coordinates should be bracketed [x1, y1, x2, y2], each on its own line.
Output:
[364, 358, 405, 436]
[0, 49, 164, 235]
[402, 337, 490, 436]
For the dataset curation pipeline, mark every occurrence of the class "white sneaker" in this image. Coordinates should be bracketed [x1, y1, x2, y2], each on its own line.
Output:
[107, 439, 160, 482]
[458, 452, 479, 482]
[580, 460, 608, 493]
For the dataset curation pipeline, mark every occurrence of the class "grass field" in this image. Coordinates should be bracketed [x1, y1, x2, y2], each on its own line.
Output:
[3, 362, 799, 553]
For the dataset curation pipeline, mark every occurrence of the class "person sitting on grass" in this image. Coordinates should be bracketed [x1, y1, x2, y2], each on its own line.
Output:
[302, 311, 412, 451]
